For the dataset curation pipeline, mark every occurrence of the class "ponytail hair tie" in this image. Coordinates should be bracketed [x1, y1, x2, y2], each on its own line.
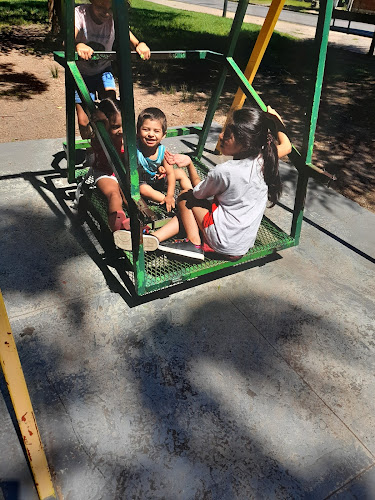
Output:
[267, 131, 273, 146]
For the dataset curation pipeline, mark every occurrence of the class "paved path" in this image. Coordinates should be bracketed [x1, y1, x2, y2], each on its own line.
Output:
[146, 0, 373, 54]
[0, 129, 375, 499]
[164, 0, 374, 31]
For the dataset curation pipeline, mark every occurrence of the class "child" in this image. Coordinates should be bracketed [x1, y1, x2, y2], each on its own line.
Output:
[150, 105, 292, 260]
[90, 98, 158, 250]
[75, 0, 151, 140]
[136, 107, 192, 212]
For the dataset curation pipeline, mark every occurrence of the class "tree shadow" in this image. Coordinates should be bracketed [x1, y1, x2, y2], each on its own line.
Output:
[5, 288, 374, 498]
[0, 62, 48, 100]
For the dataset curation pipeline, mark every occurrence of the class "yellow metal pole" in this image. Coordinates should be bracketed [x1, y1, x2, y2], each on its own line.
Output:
[216, 0, 286, 152]
[0, 290, 56, 500]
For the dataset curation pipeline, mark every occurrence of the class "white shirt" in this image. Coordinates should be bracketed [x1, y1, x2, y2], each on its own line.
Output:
[75, 5, 115, 76]
[193, 157, 268, 256]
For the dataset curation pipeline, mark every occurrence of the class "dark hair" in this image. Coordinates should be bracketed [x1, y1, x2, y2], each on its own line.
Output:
[137, 107, 167, 135]
[225, 107, 282, 206]
[90, 98, 121, 151]
[91, 98, 121, 128]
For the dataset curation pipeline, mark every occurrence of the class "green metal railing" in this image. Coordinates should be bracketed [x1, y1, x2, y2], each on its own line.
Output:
[55, 0, 334, 295]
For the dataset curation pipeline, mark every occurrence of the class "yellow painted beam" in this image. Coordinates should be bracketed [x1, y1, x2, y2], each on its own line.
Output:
[0, 290, 56, 500]
[216, 0, 286, 152]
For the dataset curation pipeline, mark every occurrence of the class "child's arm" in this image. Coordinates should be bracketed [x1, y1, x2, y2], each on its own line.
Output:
[162, 159, 176, 212]
[276, 132, 292, 159]
[164, 152, 201, 187]
[266, 106, 292, 158]
[129, 31, 151, 60]
[75, 27, 94, 60]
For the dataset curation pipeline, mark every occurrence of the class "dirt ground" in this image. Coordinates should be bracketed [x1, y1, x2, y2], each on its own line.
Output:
[0, 24, 374, 213]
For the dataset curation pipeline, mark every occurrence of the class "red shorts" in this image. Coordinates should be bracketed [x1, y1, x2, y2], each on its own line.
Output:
[201, 202, 243, 261]
[202, 201, 218, 229]
[201, 202, 218, 252]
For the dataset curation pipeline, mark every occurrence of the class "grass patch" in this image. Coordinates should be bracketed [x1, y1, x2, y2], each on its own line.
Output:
[129, 0, 297, 67]
[0, 0, 48, 27]
[234, 0, 317, 13]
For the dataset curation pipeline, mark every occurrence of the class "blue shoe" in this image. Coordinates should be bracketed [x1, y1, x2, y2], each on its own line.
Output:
[158, 239, 204, 260]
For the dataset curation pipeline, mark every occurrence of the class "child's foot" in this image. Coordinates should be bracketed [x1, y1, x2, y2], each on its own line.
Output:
[113, 230, 159, 251]
[108, 211, 130, 232]
[158, 239, 204, 261]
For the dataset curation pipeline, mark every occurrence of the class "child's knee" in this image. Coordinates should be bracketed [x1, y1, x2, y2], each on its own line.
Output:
[176, 168, 188, 179]
[106, 186, 122, 200]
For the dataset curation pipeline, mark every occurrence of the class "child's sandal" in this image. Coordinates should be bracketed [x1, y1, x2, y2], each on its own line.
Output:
[108, 211, 131, 232]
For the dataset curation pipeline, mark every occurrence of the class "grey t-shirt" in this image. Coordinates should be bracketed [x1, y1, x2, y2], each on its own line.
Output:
[193, 157, 268, 255]
[75, 5, 115, 76]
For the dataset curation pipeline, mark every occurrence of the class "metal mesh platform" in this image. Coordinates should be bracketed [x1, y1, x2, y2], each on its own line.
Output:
[139, 218, 295, 293]
[76, 160, 295, 295]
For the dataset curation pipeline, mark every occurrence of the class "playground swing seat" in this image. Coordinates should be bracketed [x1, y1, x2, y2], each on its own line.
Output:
[55, 0, 336, 295]
[71, 129, 295, 295]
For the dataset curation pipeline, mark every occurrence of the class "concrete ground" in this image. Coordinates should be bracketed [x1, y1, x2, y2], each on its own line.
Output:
[0, 128, 374, 499]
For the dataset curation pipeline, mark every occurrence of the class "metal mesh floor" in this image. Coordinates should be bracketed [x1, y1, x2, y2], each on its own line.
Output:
[76, 160, 295, 294]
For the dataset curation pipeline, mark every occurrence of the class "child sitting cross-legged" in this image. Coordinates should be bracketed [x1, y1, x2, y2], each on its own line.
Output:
[151, 105, 292, 260]
[136, 107, 192, 212]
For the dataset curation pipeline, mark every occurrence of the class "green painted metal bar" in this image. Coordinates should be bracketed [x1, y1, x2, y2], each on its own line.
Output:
[303, 0, 333, 164]
[291, 0, 333, 243]
[195, 0, 251, 158]
[225, 57, 267, 111]
[68, 62, 96, 115]
[65, 0, 76, 184]
[68, 62, 130, 194]
[54, 49, 223, 63]
[112, 0, 146, 295]
[166, 126, 202, 137]
[226, 0, 252, 58]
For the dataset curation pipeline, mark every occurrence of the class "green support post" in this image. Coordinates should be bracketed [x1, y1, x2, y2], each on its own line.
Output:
[64, 0, 76, 184]
[291, 0, 333, 243]
[111, 0, 146, 295]
[196, 0, 251, 158]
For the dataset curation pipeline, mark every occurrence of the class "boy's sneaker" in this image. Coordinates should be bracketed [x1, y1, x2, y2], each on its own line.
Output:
[158, 239, 204, 261]
[113, 230, 159, 251]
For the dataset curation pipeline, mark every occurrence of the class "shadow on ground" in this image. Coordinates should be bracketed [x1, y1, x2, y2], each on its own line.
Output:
[3, 287, 374, 498]
[0, 61, 48, 99]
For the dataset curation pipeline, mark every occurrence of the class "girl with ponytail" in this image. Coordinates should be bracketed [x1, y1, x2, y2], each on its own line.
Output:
[147, 105, 292, 260]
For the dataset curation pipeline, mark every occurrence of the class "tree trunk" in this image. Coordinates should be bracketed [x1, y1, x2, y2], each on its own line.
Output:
[48, 0, 62, 34]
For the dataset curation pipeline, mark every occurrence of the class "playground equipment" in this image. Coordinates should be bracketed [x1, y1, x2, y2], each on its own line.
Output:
[54, 0, 335, 296]
[0, 291, 56, 500]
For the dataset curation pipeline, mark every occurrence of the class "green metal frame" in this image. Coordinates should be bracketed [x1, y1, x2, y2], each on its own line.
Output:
[55, 0, 334, 295]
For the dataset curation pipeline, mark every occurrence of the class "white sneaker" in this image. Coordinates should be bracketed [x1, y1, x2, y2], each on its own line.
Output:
[113, 231, 159, 251]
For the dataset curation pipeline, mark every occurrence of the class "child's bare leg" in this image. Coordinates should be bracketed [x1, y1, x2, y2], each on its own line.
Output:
[76, 103, 91, 139]
[152, 216, 180, 242]
[152, 191, 207, 246]
[96, 178, 122, 213]
[140, 183, 166, 203]
[178, 197, 201, 245]
[174, 168, 193, 191]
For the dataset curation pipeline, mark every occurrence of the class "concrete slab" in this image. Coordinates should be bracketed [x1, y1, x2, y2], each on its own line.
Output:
[1, 132, 374, 499]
